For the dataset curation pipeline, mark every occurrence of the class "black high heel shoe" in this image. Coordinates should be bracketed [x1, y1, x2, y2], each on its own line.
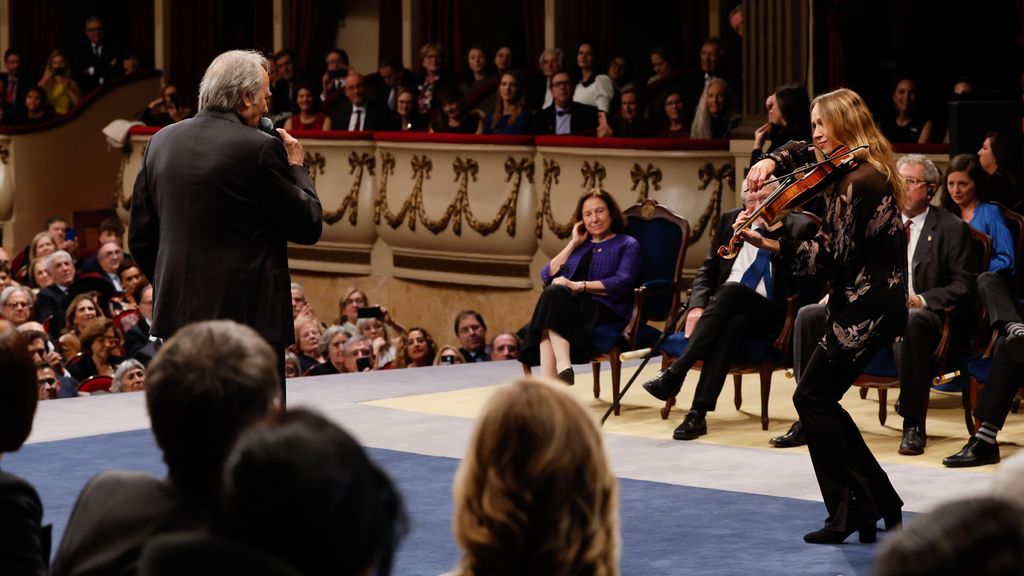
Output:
[803, 524, 877, 544]
[883, 510, 903, 531]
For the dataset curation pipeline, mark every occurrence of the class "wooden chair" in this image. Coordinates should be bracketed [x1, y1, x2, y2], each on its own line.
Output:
[590, 199, 690, 414]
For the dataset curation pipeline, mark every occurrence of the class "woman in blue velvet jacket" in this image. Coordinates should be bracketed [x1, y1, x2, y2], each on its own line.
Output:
[519, 189, 640, 384]
[943, 154, 1015, 276]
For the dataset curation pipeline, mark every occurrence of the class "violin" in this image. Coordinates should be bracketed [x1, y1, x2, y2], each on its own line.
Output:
[717, 144, 865, 260]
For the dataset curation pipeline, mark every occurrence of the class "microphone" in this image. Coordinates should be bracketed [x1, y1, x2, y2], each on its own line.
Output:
[258, 116, 282, 140]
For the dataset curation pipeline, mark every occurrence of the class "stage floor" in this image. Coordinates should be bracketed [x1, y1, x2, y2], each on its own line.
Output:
[10, 360, 1017, 575]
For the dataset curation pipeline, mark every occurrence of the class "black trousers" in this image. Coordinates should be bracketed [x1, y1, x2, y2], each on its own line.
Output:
[668, 283, 783, 412]
[794, 344, 903, 531]
[978, 271, 1023, 328]
[974, 336, 1024, 428]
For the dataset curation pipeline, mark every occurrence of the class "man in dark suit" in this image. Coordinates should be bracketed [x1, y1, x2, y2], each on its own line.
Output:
[129, 49, 323, 402]
[771, 155, 976, 453]
[34, 251, 76, 340]
[609, 85, 652, 138]
[332, 72, 395, 132]
[318, 48, 350, 118]
[71, 16, 121, 94]
[270, 48, 313, 116]
[531, 72, 600, 136]
[455, 310, 490, 362]
[683, 38, 723, 116]
[50, 320, 279, 576]
[124, 284, 153, 359]
[641, 186, 819, 440]
[525, 48, 563, 111]
[3, 49, 29, 117]
[367, 57, 413, 112]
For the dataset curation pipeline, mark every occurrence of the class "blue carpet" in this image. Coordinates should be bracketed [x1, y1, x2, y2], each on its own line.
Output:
[5, 429, 888, 575]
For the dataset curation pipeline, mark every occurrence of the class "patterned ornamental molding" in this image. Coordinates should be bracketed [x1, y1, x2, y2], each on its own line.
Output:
[464, 156, 532, 237]
[581, 160, 606, 189]
[690, 162, 736, 243]
[304, 151, 326, 186]
[324, 151, 373, 226]
[535, 158, 574, 239]
[113, 143, 145, 210]
[630, 162, 663, 202]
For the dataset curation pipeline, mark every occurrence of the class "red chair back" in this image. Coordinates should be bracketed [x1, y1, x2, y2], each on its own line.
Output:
[78, 375, 113, 393]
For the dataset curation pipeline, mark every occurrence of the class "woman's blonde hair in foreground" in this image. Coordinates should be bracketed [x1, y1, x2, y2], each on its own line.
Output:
[453, 378, 620, 576]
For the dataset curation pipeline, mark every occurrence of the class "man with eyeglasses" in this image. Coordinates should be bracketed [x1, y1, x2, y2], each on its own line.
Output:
[23, 329, 78, 398]
[0, 285, 32, 327]
[773, 154, 976, 455]
[531, 71, 600, 136]
[37, 363, 61, 400]
[72, 15, 121, 94]
[96, 241, 125, 292]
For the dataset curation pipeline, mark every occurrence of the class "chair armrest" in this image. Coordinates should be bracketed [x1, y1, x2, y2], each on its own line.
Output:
[622, 281, 678, 346]
[932, 305, 955, 366]
[771, 295, 800, 352]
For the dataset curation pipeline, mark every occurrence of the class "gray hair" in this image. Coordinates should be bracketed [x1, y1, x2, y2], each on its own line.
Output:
[46, 250, 72, 272]
[356, 317, 389, 340]
[112, 359, 145, 393]
[344, 334, 369, 355]
[198, 50, 269, 113]
[539, 48, 563, 69]
[896, 153, 940, 185]
[0, 285, 33, 309]
[319, 325, 348, 358]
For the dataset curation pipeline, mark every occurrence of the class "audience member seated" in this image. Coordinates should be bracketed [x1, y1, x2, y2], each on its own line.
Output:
[67, 317, 123, 382]
[433, 345, 466, 365]
[111, 358, 145, 393]
[532, 71, 600, 136]
[293, 316, 324, 373]
[333, 287, 404, 337]
[30, 260, 51, 292]
[942, 154, 1015, 276]
[37, 361, 61, 400]
[332, 72, 393, 132]
[38, 49, 81, 115]
[874, 497, 1024, 576]
[94, 241, 126, 292]
[454, 310, 489, 363]
[609, 84, 651, 138]
[45, 216, 79, 260]
[62, 293, 100, 340]
[357, 317, 397, 369]
[34, 251, 76, 340]
[3, 49, 28, 121]
[752, 84, 811, 166]
[880, 78, 932, 144]
[270, 48, 307, 117]
[520, 189, 640, 384]
[118, 263, 146, 308]
[689, 77, 740, 139]
[394, 327, 436, 368]
[284, 351, 301, 379]
[645, 45, 684, 126]
[0, 263, 12, 292]
[71, 15, 121, 94]
[489, 332, 520, 361]
[494, 46, 513, 75]
[451, 378, 619, 576]
[395, 87, 424, 131]
[607, 54, 630, 95]
[124, 284, 156, 362]
[319, 48, 350, 118]
[572, 42, 615, 115]
[684, 38, 724, 114]
[0, 323, 50, 574]
[654, 91, 688, 138]
[429, 92, 480, 134]
[305, 325, 348, 376]
[50, 320, 280, 576]
[369, 57, 410, 112]
[3, 86, 55, 125]
[978, 131, 1024, 212]
[121, 50, 141, 76]
[413, 42, 449, 127]
[23, 231, 57, 285]
[197, 409, 405, 576]
[139, 84, 191, 127]
[283, 84, 330, 131]
[482, 72, 532, 135]
[525, 48, 562, 111]
[24, 328, 77, 398]
[1, 286, 34, 328]
[640, 185, 818, 440]
[460, 46, 494, 97]
[340, 335, 375, 374]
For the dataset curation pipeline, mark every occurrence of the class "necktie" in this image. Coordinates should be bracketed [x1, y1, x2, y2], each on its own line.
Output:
[905, 220, 912, 248]
[354, 109, 363, 131]
[556, 109, 570, 116]
[739, 230, 774, 299]
[6, 77, 14, 104]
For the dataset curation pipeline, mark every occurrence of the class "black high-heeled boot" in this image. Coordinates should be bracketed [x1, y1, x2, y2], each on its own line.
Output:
[803, 524, 877, 544]
[883, 510, 903, 531]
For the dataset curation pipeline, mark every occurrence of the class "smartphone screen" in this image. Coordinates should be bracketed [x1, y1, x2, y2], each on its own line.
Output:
[356, 356, 372, 371]
[65, 227, 76, 241]
[357, 306, 384, 319]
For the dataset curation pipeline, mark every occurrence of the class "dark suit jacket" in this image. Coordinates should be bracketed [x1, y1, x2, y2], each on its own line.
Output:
[331, 102, 396, 132]
[124, 318, 151, 359]
[3, 74, 30, 114]
[51, 471, 204, 576]
[524, 75, 551, 112]
[910, 206, 976, 312]
[71, 39, 121, 94]
[34, 284, 70, 340]
[0, 470, 49, 576]
[129, 110, 323, 344]
[688, 208, 820, 311]
[531, 102, 600, 135]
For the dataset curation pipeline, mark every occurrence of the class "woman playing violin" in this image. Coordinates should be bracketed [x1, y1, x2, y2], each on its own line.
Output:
[743, 88, 908, 545]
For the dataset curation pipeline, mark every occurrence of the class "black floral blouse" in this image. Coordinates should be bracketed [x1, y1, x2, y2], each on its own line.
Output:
[773, 144, 909, 361]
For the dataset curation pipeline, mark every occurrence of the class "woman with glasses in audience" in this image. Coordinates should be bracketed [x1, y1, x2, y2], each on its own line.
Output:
[395, 327, 437, 368]
[67, 317, 123, 383]
[0, 286, 33, 327]
[654, 91, 688, 138]
[335, 287, 405, 338]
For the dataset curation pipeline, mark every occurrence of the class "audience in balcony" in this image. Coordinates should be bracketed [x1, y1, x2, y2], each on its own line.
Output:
[684, 38, 724, 115]
[609, 85, 651, 138]
[72, 15, 121, 93]
[942, 154, 1015, 275]
[430, 91, 481, 134]
[284, 85, 331, 131]
[319, 48, 350, 118]
[880, 78, 933, 144]
[3, 49, 28, 118]
[1, 286, 33, 328]
[413, 42, 449, 126]
[454, 310, 490, 363]
[690, 78, 740, 139]
[4, 86, 55, 126]
[38, 50, 82, 115]
[370, 57, 411, 112]
[532, 71, 602, 136]
[271, 49, 312, 120]
[654, 91, 689, 139]
[396, 87, 424, 131]
[395, 327, 437, 368]
[526, 48, 563, 111]
[111, 358, 145, 392]
[67, 317, 123, 382]
[978, 131, 1024, 212]
[333, 72, 392, 132]
[461, 46, 494, 95]
[494, 46, 513, 76]
[573, 43, 615, 115]
[139, 84, 192, 127]
[483, 72, 532, 135]
[121, 50, 141, 76]
[434, 344, 466, 365]
[489, 332, 520, 361]
[752, 83, 811, 166]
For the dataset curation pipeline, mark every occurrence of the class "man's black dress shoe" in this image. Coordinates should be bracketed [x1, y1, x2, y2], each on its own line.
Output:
[672, 410, 707, 440]
[942, 436, 1000, 468]
[803, 524, 876, 544]
[769, 421, 806, 448]
[642, 369, 683, 401]
[557, 367, 575, 386]
[898, 425, 925, 456]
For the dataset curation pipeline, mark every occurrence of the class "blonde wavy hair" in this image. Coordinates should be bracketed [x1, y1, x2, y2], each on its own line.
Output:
[811, 88, 906, 211]
[453, 378, 620, 576]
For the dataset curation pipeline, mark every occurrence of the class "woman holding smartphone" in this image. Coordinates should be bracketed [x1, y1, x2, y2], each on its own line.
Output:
[38, 50, 81, 115]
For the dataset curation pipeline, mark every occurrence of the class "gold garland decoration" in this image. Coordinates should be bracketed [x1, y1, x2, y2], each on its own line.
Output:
[376, 153, 431, 231]
[304, 151, 326, 186]
[581, 160, 606, 189]
[630, 162, 663, 203]
[535, 158, 574, 239]
[690, 162, 736, 243]
[324, 151, 374, 226]
[113, 142, 144, 210]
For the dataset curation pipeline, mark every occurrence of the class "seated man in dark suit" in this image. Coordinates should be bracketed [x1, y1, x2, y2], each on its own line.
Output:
[609, 84, 652, 138]
[50, 320, 279, 576]
[367, 57, 413, 112]
[640, 185, 819, 440]
[772, 155, 976, 454]
[531, 71, 600, 136]
[124, 284, 155, 361]
[77, 217, 125, 275]
[34, 251, 76, 340]
[525, 48, 563, 112]
[331, 72, 395, 132]
[455, 310, 490, 363]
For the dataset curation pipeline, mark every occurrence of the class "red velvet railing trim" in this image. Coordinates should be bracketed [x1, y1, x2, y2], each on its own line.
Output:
[892, 143, 950, 155]
[535, 136, 730, 151]
[373, 132, 536, 146]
